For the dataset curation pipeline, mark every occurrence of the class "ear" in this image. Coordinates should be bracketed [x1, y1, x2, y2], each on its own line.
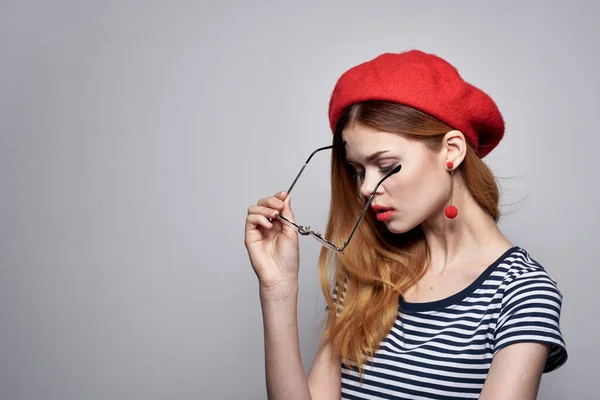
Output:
[443, 130, 467, 168]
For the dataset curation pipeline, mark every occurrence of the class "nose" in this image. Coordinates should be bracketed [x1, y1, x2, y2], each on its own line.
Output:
[359, 172, 384, 198]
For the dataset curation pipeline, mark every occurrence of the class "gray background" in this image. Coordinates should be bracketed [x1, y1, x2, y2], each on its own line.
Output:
[1, 1, 598, 399]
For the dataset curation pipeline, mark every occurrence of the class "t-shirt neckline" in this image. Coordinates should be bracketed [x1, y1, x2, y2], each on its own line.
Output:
[398, 246, 521, 312]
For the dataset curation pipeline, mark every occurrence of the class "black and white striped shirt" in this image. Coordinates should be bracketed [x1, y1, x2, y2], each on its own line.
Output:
[340, 246, 568, 399]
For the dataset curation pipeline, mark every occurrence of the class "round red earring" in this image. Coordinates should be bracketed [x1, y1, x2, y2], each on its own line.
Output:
[445, 204, 458, 219]
[445, 161, 458, 219]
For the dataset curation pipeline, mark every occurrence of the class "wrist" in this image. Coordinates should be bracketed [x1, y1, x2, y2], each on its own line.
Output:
[259, 279, 299, 302]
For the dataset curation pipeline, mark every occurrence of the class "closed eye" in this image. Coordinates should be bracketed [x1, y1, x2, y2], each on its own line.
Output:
[351, 164, 397, 180]
[378, 164, 397, 174]
[351, 169, 364, 180]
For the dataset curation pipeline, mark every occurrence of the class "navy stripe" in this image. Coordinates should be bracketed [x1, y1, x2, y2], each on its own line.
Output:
[342, 372, 479, 399]
[393, 319, 497, 334]
[393, 324, 495, 341]
[375, 351, 492, 373]
[357, 359, 487, 385]
[378, 343, 493, 366]
[397, 309, 499, 323]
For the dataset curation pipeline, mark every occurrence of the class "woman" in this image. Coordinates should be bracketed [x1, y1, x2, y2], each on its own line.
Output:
[244, 50, 567, 399]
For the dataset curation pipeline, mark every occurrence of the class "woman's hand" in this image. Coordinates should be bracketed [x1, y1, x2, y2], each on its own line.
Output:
[245, 191, 299, 296]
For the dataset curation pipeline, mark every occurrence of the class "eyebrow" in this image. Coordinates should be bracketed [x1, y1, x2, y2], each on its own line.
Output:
[346, 150, 390, 165]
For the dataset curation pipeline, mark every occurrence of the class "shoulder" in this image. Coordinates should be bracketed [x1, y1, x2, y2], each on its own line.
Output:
[497, 247, 562, 296]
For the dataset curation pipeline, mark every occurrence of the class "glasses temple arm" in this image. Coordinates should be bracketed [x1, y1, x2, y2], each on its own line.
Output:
[286, 143, 343, 195]
[340, 194, 376, 251]
[340, 164, 402, 251]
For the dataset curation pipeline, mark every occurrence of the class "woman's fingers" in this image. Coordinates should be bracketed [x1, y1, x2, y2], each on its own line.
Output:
[257, 195, 285, 211]
[271, 192, 297, 237]
[274, 191, 287, 201]
[247, 213, 273, 230]
[247, 205, 280, 219]
[274, 192, 294, 220]
[245, 191, 296, 244]
[245, 213, 274, 246]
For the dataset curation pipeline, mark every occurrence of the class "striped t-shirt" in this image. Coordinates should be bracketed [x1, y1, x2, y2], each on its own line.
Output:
[340, 246, 568, 399]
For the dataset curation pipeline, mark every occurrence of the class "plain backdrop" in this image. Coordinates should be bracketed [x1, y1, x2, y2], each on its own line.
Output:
[1, 1, 598, 399]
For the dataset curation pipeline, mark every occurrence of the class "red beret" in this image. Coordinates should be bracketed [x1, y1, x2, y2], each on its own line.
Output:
[328, 50, 505, 158]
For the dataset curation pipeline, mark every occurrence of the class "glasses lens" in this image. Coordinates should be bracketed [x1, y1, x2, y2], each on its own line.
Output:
[291, 148, 331, 228]
[278, 143, 349, 253]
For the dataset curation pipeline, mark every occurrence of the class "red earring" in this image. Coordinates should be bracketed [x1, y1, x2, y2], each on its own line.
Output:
[445, 204, 458, 219]
[445, 161, 458, 219]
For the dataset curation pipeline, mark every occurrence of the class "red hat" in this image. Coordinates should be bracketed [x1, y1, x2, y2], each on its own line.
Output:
[328, 50, 504, 158]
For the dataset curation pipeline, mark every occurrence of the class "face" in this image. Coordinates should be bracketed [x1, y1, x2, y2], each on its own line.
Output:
[342, 123, 451, 233]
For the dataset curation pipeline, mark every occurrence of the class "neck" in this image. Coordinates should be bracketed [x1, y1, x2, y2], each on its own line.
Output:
[420, 178, 512, 275]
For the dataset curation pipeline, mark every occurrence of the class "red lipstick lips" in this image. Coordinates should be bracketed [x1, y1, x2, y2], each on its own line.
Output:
[371, 204, 395, 222]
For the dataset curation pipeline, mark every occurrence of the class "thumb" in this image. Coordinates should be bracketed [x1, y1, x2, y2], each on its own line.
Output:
[274, 191, 297, 237]
[281, 193, 295, 221]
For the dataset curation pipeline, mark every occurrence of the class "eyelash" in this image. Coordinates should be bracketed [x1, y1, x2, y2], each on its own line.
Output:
[352, 164, 396, 180]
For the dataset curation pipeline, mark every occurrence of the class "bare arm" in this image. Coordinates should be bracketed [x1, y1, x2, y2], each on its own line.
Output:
[307, 340, 341, 399]
[260, 283, 341, 400]
[260, 282, 311, 400]
[479, 342, 549, 400]
[246, 192, 340, 399]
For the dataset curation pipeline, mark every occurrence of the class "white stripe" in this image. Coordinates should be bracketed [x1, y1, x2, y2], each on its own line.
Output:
[375, 348, 492, 371]
[380, 338, 493, 360]
[495, 334, 564, 351]
[503, 285, 560, 305]
[342, 371, 480, 399]
[368, 353, 490, 379]
[391, 322, 494, 338]
[401, 311, 498, 325]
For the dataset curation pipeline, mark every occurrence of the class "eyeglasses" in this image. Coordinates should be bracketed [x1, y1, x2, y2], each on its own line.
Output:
[276, 142, 401, 253]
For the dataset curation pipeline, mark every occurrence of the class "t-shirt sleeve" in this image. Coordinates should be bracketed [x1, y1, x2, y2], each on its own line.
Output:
[493, 269, 568, 373]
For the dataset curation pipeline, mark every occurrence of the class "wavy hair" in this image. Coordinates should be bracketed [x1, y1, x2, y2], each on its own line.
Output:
[318, 101, 500, 373]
